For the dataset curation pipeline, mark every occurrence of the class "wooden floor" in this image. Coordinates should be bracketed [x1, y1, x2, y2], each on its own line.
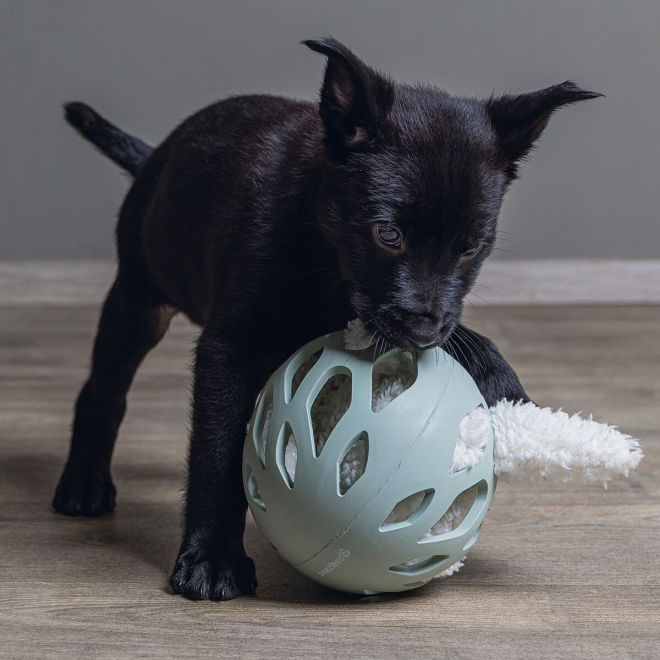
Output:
[1, 304, 658, 658]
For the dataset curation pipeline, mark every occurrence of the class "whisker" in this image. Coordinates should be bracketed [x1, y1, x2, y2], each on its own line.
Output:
[491, 246, 523, 258]
[455, 327, 485, 377]
[465, 295, 478, 312]
[448, 331, 470, 371]
[373, 334, 383, 361]
[468, 290, 494, 306]
[443, 335, 458, 363]
[458, 326, 490, 378]
[473, 282, 509, 303]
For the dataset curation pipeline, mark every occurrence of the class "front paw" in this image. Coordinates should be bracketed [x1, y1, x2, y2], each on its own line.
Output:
[170, 547, 257, 601]
[53, 466, 116, 517]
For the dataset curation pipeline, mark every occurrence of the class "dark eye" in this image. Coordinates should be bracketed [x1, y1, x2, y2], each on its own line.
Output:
[460, 243, 484, 261]
[375, 224, 402, 247]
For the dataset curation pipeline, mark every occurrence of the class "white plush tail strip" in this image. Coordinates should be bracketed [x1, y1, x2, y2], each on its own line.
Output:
[482, 400, 642, 484]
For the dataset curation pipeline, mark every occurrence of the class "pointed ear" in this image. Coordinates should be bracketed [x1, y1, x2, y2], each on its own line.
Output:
[303, 37, 394, 157]
[487, 81, 603, 176]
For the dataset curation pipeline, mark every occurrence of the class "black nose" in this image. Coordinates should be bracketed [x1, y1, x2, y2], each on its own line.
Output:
[403, 313, 445, 348]
[406, 329, 438, 348]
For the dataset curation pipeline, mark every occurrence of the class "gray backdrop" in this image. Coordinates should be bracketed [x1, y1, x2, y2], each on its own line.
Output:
[2, 0, 658, 260]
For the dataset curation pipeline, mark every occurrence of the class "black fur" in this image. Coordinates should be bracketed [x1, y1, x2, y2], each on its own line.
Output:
[64, 102, 152, 175]
[53, 38, 600, 600]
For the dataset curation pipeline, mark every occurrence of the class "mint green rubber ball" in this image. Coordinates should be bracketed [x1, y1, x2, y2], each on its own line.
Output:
[242, 330, 494, 595]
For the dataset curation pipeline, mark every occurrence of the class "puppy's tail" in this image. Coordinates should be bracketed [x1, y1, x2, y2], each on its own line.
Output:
[64, 102, 153, 175]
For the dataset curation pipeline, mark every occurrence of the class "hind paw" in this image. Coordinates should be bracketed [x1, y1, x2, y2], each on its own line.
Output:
[53, 467, 116, 517]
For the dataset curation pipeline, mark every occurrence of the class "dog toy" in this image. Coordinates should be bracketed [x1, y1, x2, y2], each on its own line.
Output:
[242, 322, 642, 595]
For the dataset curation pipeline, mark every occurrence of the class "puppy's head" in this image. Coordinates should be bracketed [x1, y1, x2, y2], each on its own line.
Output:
[306, 38, 601, 349]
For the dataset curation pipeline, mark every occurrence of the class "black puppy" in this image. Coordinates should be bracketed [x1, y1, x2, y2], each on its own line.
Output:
[53, 38, 600, 600]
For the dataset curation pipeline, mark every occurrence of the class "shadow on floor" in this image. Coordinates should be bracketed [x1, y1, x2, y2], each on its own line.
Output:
[0, 450, 502, 606]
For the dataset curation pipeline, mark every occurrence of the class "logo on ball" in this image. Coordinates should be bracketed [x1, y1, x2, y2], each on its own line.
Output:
[318, 548, 351, 576]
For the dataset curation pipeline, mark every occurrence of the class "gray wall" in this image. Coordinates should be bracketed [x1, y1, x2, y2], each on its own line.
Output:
[2, 0, 659, 260]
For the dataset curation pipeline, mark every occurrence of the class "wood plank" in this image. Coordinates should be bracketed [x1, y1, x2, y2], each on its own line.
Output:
[0, 304, 658, 658]
[2, 260, 660, 306]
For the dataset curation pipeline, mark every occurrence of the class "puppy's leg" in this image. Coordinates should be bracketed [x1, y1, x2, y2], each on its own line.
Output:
[170, 330, 261, 601]
[450, 325, 530, 406]
[53, 274, 174, 516]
